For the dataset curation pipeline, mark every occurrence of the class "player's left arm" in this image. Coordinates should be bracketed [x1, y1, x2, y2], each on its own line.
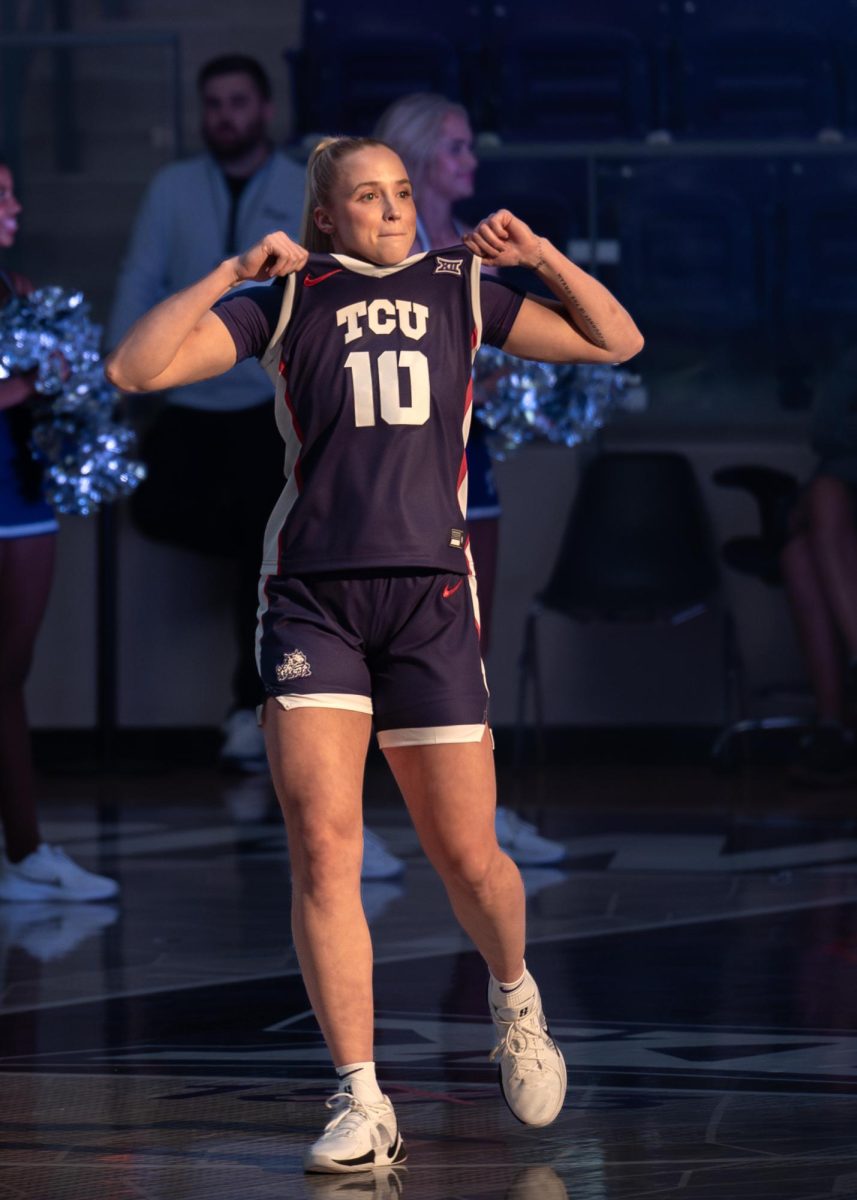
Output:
[463, 209, 643, 365]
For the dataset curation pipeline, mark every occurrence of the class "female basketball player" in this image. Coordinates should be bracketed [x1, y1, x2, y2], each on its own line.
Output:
[106, 136, 642, 1173]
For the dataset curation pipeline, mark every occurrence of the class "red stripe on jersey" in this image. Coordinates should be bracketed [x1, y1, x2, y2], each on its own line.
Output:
[464, 373, 473, 417]
[457, 453, 468, 490]
[471, 325, 478, 352]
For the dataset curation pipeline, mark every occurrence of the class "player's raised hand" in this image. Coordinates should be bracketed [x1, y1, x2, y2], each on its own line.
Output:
[462, 210, 544, 270]
[232, 232, 309, 283]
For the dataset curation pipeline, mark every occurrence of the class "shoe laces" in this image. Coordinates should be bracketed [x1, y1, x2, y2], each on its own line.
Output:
[489, 1011, 554, 1078]
[323, 1091, 386, 1137]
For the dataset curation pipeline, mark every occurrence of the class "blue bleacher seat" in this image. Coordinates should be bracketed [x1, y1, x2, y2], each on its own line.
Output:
[601, 158, 777, 334]
[461, 157, 586, 252]
[781, 156, 857, 338]
[829, 0, 857, 133]
[485, 0, 671, 140]
[286, 2, 483, 138]
[674, 0, 839, 136]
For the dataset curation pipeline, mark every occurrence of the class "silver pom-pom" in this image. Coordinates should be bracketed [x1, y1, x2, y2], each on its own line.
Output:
[473, 346, 639, 460]
[0, 287, 145, 515]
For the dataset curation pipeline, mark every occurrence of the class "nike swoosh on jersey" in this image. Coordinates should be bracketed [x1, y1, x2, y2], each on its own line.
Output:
[442, 579, 464, 599]
[303, 269, 343, 287]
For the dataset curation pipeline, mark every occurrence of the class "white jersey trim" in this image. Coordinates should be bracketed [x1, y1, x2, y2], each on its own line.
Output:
[258, 277, 302, 576]
[378, 722, 487, 748]
[331, 250, 428, 278]
[470, 253, 484, 359]
[261, 274, 297, 370]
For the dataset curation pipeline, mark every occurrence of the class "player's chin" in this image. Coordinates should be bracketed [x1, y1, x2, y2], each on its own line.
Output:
[374, 235, 411, 264]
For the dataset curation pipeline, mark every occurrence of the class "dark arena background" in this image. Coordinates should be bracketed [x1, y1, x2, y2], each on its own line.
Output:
[2, 2, 857, 1197]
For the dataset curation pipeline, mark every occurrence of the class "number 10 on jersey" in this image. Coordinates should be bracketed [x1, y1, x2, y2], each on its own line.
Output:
[345, 350, 431, 427]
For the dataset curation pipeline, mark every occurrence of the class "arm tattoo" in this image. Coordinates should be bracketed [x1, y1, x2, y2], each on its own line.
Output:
[552, 267, 609, 349]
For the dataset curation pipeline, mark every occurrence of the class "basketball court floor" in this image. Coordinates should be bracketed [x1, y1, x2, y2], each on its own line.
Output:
[1, 756, 855, 1198]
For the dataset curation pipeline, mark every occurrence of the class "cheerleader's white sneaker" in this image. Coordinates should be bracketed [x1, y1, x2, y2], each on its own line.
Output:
[361, 829, 405, 881]
[489, 971, 567, 1127]
[0, 844, 118, 903]
[304, 1092, 406, 1174]
[495, 808, 566, 866]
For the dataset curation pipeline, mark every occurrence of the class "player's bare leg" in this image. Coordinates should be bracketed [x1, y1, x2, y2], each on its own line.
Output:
[264, 704, 374, 1065]
[265, 703, 407, 1171]
[384, 728, 524, 979]
[385, 728, 566, 1127]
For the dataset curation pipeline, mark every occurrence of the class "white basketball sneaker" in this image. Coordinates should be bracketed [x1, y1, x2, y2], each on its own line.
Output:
[489, 971, 567, 1127]
[219, 708, 268, 774]
[304, 1091, 406, 1174]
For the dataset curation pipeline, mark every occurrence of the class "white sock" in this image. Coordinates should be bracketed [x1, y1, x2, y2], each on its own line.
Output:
[335, 1060, 384, 1105]
[489, 963, 534, 1016]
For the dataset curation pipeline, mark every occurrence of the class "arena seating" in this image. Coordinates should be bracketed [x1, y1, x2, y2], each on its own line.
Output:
[598, 158, 777, 335]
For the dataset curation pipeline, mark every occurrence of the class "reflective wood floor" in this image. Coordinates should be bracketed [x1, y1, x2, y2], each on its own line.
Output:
[1, 753, 855, 1199]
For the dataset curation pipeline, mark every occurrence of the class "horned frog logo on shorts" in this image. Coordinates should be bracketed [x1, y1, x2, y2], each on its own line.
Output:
[275, 649, 312, 682]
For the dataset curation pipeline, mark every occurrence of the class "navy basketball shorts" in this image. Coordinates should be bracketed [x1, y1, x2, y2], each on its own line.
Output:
[256, 569, 489, 748]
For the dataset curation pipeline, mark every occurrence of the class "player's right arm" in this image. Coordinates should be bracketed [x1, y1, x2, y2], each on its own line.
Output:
[104, 232, 308, 394]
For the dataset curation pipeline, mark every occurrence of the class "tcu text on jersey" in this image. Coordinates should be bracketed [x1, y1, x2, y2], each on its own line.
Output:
[336, 299, 429, 344]
[335, 298, 431, 428]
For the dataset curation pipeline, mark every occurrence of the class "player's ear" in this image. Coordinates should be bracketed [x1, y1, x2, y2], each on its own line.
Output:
[314, 206, 334, 235]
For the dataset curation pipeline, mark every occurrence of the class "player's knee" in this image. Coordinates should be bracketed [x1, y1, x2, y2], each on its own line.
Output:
[437, 839, 499, 893]
[289, 820, 362, 893]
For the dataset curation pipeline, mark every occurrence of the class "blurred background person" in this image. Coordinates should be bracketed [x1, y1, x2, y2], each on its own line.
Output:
[374, 93, 566, 868]
[107, 54, 305, 775]
[781, 346, 857, 787]
[0, 157, 118, 902]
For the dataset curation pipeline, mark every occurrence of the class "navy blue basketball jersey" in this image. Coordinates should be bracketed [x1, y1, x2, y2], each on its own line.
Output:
[249, 246, 517, 576]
